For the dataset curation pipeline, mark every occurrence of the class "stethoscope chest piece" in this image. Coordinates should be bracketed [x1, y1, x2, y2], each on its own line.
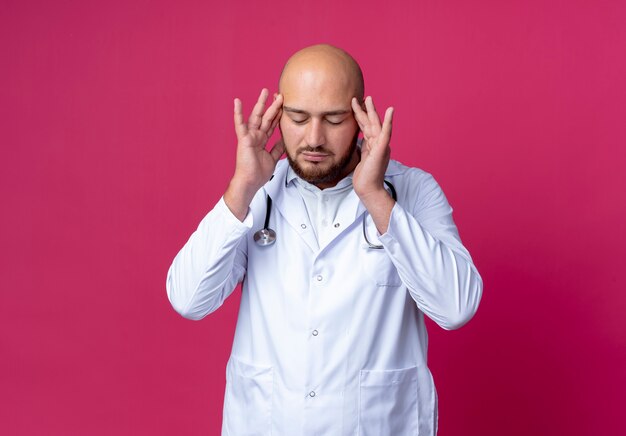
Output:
[254, 194, 277, 246]
[254, 228, 276, 246]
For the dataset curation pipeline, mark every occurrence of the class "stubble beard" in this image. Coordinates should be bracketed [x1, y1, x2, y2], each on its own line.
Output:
[286, 132, 360, 187]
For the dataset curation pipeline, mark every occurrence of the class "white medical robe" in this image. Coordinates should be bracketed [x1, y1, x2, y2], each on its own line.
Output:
[167, 159, 483, 435]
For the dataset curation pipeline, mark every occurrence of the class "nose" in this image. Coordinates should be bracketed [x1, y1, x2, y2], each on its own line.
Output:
[305, 118, 325, 148]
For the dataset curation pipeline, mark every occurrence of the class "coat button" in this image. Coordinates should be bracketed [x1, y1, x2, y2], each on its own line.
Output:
[309, 391, 316, 397]
[316, 275, 323, 281]
[301, 223, 307, 229]
[312, 330, 319, 336]
[334, 222, 340, 228]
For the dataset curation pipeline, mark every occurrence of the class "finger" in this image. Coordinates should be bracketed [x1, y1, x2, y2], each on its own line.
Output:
[263, 96, 283, 137]
[351, 97, 369, 131]
[380, 107, 394, 142]
[266, 107, 283, 138]
[234, 98, 247, 138]
[248, 88, 269, 129]
[364, 96, 382, 127]
[269, 139, 285, 162]
[260, 93, 283, 133]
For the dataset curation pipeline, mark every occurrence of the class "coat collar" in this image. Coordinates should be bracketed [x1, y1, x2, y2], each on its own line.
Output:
[262, 159, 404, 253]
[265, 158, 404, 195]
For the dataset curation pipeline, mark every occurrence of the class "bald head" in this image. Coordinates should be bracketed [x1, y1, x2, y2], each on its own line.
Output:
[279, 44, 364, 103]
[277, 44, 364, 189]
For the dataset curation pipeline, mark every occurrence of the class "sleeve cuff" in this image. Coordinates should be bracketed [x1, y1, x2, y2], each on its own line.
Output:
[215, 196, 254, 231]
[379, 202, 402, 245]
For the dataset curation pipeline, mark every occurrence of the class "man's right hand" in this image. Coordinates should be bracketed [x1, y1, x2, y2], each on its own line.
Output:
[224, 89, 284, 221]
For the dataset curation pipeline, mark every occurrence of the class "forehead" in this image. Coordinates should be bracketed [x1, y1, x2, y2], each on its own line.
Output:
[280, 68, 355, 112]
[279, 51, 359, 110]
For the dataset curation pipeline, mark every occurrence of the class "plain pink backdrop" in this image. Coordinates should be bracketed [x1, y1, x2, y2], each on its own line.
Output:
[1, 1, 625, 435]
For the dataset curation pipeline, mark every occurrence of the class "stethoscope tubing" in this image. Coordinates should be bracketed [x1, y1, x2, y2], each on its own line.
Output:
[362, 180, 397, 249]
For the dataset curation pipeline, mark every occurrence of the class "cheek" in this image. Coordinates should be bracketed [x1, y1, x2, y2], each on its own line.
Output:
[281, 119, 307, 137]
[332, 124, 359, 144]
[279, 119, 300, 152]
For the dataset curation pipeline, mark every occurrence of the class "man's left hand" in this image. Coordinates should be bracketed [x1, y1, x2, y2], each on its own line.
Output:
[351, 96, 396, 234]
[351, 96, 394, 200]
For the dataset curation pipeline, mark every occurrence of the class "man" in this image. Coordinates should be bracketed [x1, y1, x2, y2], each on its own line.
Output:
[167, 44, 482, 435]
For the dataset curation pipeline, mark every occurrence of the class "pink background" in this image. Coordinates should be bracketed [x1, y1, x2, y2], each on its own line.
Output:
[1, 0, 625, 435]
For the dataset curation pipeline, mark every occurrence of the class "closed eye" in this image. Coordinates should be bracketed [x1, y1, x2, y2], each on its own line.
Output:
[288, 115, 309, 124]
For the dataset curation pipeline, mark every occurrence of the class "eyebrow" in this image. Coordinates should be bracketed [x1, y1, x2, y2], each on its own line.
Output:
[282, 106, 351, 116]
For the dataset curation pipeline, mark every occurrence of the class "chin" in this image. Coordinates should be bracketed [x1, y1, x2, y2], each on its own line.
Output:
[290, 160, 346, 187]
[296, 163, 332, 182]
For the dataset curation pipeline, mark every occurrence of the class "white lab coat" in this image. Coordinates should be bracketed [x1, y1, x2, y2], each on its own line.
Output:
[167, 159, 483, 435]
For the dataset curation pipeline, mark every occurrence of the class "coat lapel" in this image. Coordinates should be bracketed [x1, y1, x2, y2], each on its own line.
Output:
[263, 161, 319, 253]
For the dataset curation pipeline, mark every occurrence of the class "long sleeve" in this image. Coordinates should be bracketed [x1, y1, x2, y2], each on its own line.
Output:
[379, 172, 483, 330]
[166, 197, 251, 320]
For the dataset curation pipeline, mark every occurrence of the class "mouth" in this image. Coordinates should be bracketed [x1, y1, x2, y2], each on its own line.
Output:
[300, 151, 331, 162]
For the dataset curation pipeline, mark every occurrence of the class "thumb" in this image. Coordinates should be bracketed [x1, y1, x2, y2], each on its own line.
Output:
[269, 139, 285, 162]
[360, 141, 370, 160]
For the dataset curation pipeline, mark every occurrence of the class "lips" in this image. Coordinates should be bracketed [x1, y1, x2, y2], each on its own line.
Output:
[301, 151, 330, 162]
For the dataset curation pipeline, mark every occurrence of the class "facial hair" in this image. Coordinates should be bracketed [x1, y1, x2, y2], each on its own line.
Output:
[286, 131, 360, 187]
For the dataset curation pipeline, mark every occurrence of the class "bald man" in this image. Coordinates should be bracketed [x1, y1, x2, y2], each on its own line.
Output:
[167, 44, 482, 435]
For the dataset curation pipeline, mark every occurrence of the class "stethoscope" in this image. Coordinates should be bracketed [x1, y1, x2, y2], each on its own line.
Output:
[253, 180, 397, 249]
[362, 180, 397, 249]
[253, 195, 278, 246]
